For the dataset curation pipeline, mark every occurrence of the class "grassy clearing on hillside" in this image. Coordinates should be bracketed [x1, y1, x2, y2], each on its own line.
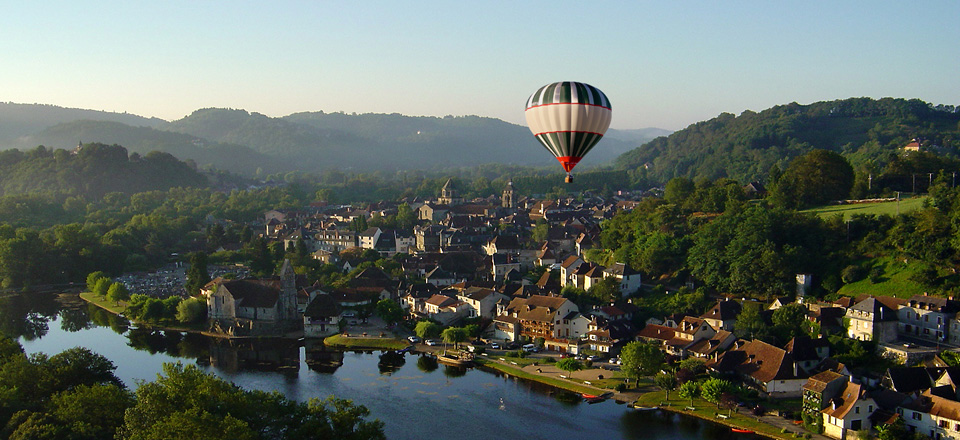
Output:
[803, 196, 927, 220]
[837, 256, 928, 298]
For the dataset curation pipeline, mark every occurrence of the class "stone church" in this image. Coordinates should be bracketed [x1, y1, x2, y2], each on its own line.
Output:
[207, 259, 301, 336]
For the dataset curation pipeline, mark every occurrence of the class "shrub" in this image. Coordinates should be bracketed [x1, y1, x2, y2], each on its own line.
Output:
[615, 383, 627, 392]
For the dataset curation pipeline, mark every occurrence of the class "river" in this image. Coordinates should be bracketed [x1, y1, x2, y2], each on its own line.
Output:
[1, 293, 753, 440]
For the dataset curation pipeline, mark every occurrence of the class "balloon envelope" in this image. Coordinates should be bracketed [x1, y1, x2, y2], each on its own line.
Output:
[525, 81, 612, 174]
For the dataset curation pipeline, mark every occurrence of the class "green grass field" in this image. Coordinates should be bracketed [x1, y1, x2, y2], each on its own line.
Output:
[802, 196, 927, 220]
[836, 256, 930, 298]
[322, 334, 409, 350]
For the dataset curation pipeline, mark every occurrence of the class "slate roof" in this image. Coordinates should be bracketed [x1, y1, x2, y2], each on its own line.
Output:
[884, 367, 934, 393]
[784, 335, 829, 362]
[850, 297, 898, 321]
[701, 300, 742, 321]
[303, 294, 340, 318]
[220, 280, 281, 308]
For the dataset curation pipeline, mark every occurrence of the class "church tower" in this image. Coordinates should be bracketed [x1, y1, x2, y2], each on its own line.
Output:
[502, 179, 515, 209]
[277, 259, 299, 327]
[438, 178, 462, 205]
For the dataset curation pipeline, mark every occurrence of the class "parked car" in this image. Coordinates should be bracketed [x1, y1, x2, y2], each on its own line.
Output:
[505, 342, 519, 350]
[560, 353, 573, 358]
[407, 336, 421, 343]
[490, 342, 501, 349]
[425, 339, 438, 346]
[522, 344, 540, 353]
[587, 355, 600, 362]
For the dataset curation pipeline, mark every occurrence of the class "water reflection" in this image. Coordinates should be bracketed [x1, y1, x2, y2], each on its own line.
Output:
[304, 339, 343, 374]
[10, 293, 748, 440]
[209, 338, 300, 374]
[0, 293, 59, 340]
[416, 354, 438, 373]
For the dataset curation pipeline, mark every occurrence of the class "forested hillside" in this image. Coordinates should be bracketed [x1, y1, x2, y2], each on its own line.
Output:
[616, 98, 960, 185]
[0, 103, 666, 176]
[12, 120, 284, 176]
[0, 143, 207, 199]
[0, 102, 165, 143]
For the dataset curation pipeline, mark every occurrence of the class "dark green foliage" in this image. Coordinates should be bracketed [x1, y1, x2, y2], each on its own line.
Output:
[556, 358, 583, 372]
[687, 205, 834, 298]
[184, 252, 211, 296]
[620, 341, 664, 385]
[617, 97, 960, 185]
[120, 362, 385, 440]
[0, 144, 206, 200]
[770, 149, 854, 208]
[374, 299, 403, 326]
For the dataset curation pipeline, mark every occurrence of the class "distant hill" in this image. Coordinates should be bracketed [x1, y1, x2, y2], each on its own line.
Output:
[10, 120, 283, 176]
[616, 98, 960, 184]
[0, 102, 666, 175]
[0, 102, 165, 143]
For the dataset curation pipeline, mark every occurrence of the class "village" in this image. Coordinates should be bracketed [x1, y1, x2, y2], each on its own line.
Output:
[124, 178, 960, 440]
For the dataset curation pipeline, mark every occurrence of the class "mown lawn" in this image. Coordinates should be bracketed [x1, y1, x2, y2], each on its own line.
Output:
[322, 334, 409, 350]
[802, 196, 927, 220]
[474, 358, 602, 396]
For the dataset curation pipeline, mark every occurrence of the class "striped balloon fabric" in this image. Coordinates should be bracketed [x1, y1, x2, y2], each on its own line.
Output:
[525, 82, 612, 180]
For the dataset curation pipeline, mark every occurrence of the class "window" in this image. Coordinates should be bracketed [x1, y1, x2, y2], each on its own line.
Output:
[940, 420, 949, 428]
[856, 407, 860, 414]
[914, 411, 922, 420]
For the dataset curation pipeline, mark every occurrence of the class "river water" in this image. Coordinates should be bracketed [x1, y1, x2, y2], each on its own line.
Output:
[1, 293, 753, 440]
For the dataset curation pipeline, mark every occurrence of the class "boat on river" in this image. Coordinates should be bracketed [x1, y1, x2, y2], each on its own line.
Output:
[437, 350, 474, 367]
[731, 428, 754, 434]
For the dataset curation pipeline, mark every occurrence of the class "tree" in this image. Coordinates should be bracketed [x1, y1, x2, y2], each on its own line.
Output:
[396, 203, 416, 230]
[700, 378, 733, 408]
[176, 297, 207, 324]
[48, 384, 135, 440]
[107, 282, 130, 306]
[375, 299, 403, 326]
[678, 358, 707, 375]
[119, 362, 385, 440]
[772, 303, 808, 342]
[587, 277, 621, 304]
[654, 372, 678, 401]
[441, 327, 468, 349]
[414, 321, 440, 339]
[619, 341, 664, 386]
[184, 252, 211, 296]
[734, 302, 769, 341]
[86, 271, 107, 293]
[678, 381, 699, 406]
[93, 277, 112, 298]
[556, 358, 583, 372]
[770, 149, 854, 209]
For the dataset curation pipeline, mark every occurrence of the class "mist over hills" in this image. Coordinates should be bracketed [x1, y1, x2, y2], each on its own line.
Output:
[0, 103, 668, 176]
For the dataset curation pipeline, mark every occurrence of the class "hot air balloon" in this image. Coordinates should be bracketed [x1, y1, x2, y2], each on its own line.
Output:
[525, 81, 612, 183]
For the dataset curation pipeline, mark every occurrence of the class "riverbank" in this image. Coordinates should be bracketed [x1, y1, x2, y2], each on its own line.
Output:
[633, 391, 823, 440]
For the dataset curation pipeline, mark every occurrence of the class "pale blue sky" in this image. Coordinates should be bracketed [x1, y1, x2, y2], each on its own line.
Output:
[1, 1, 957, 130]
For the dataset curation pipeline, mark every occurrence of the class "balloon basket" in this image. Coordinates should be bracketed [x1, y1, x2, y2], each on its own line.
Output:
[565, 174, 573, 183]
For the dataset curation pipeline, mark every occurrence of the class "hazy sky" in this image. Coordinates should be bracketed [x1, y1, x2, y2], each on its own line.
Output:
[2, 1, 957, 130]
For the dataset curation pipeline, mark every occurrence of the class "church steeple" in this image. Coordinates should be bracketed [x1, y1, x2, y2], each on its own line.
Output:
[502, 179, 515, 209]
[438, 178, 462, 205]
